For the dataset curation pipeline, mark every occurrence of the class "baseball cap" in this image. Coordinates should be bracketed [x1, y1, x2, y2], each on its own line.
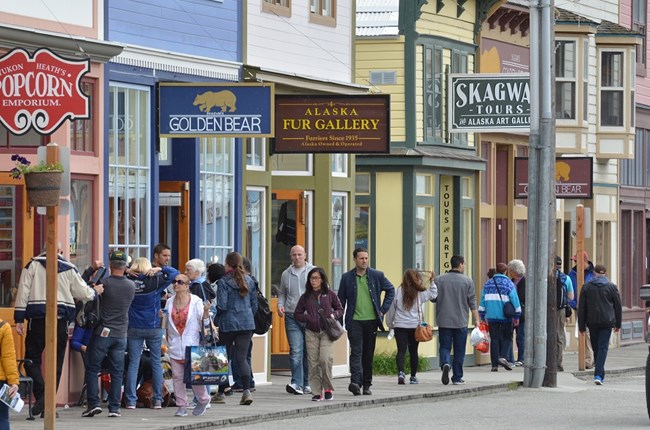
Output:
[555, 256, 562, 265]
[109, 251, 127, 262]
[571, 251, 588, 261]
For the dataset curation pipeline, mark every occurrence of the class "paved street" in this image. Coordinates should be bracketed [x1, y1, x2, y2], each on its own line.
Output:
[9, 343, 648, 429]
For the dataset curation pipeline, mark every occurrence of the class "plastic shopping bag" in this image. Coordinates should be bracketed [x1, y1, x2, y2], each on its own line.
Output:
[470, 326, 485, 346]
[475, 321, 490, 353]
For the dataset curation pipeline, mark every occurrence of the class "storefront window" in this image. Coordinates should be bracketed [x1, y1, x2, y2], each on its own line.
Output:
[415, 206, 433, 270]
[331, 154, 347, 177]
[270, 154, 312, 175]
[108, 84, 151, 258]
[246, 188, 265, 283]
[246, 137, 265, 170]
[331, 193, 347, 290]
[69, 179, 93, 271]
[355, 205, 370, 250]
[199, 137, 234, 264]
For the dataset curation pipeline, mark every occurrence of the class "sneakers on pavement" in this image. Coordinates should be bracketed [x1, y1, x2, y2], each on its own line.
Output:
[498, 357, 513, 371]
[594, 376, 604, 385]
[153, 400, 162, 409]
[514, 361, 524, 367]
[192, 401, 209, 416]
[362, 387, 372, 395]
[324, 390, 334, 400]
[348, 383, 361, 396]
[125, 404, 136, 410]
[491, 367, 498, 372]
[286, 383, 303, 395]
[311, 395, 322, 401]
[240, 390, 253, 406]
[82, 406, 102, 418]
[409, 376, 418, 384]
[108, 410, 121, 418]
[174, 407, 188, 417]
[303, 386, 312, 394]
[212, 393, 226, 404]
[441, 363, 451, 385]
[398, 371, 405, 385]
[452, 379, 466, 385]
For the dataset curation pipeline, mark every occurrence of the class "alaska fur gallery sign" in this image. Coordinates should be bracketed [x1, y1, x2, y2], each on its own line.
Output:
[448, 73, 530, 133]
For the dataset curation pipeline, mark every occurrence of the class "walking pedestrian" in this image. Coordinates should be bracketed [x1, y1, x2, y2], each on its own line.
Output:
[277, 245, 314, 395]
[478, 262, 521, 372]
[577, 264, 621, 385]
[569, 250, 595, 369]
[555, 256, 574, 371]
[337, 247, 395, 396]
[507, 259, 526, 366]
[435, 256, 479, 385]
[385, 269, 437, 385]
[0, 317, 19, 429]
[294, 267, 344, 401]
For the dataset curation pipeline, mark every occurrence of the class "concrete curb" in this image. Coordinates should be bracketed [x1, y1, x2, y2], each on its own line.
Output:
[163, 382, 521, 430]
[572, 366, 646, 380]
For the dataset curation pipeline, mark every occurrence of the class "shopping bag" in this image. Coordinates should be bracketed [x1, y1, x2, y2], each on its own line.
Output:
[470, 326, 485, 346]
[183, 344, 229, 385]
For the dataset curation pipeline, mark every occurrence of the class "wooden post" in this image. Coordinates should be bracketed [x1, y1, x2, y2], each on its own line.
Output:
[44, 143, 59, 429]
[576, 204, 585, 371]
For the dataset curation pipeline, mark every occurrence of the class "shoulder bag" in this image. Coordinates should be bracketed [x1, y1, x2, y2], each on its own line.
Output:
[317, 297, 345, 341]
[414, 297, 433, 342]
[494, 279, 516, 319]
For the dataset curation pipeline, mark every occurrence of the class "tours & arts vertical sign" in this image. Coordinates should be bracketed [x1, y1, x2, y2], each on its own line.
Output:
[439, 176, 454, 270]
[0, 48, 90, 135]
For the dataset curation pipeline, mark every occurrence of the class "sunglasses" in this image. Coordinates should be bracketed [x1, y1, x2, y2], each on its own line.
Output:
[172, 280, 188, 285]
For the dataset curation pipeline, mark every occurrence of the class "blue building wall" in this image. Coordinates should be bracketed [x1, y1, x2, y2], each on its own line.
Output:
[108, 0, 239, 62]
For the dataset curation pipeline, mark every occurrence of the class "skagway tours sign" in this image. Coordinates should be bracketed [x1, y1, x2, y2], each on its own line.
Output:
[0, 48, 90, 135]
[273, 94, 390, 153]
[448, 73, 530, 133]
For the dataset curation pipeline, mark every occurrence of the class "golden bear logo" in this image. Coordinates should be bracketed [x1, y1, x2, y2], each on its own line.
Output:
[556, 161, 570, 181]
[193, 90, 237, 113]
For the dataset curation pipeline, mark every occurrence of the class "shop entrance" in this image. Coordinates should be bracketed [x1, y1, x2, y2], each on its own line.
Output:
[159, 181, 190, 268]
[0, 179, 34, 358]
[270, 190, 307, 369]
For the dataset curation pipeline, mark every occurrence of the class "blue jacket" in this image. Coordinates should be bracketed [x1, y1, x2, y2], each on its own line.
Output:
[568, 261, 595, 309]
[337, 267, 395, 331]
[127, 272, 171, 329]
[478, 274, 522, 322]
[215, 272, 258, 332]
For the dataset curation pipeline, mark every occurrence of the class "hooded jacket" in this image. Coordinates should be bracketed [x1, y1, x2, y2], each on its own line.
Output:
[568, 260, 595, 309]
[127, 272, 171, 329]
[14, 254, 97, 323]
[215, 272, 258, 332]
[577, 275, 622, 331]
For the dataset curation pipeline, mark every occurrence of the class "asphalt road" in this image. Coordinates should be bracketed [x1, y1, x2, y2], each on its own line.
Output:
[239, 374, 648, 430]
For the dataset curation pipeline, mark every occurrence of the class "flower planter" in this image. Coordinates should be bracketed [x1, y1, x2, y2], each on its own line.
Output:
[24, 171, 62, 207]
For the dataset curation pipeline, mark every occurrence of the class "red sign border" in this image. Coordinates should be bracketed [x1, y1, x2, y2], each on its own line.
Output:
[0, 47, 90, 136]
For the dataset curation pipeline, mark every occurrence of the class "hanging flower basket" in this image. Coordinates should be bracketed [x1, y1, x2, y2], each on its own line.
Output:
[24, 171, 62, 207]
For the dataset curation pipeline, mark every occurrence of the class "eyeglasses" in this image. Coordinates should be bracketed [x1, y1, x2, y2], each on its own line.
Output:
[310, 276, 321, 281]
[172, 280, 188, 285]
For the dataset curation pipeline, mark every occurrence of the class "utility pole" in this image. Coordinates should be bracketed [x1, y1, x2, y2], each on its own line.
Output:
[525, 0, 555, 389]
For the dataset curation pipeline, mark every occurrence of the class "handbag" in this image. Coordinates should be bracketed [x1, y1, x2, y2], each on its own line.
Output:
[317, 297, 345, 341]
[414, 297, 433, 342]
[183, 344, 229, 385]
[494, 279, 516, 319]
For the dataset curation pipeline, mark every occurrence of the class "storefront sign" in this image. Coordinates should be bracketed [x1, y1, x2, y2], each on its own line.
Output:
[448, 74, 530, 132]
[0, 48, 90, 135]
[272, 95, 390, 153]
[159, 83, 274, 137]
[439, 176, 454, 270]
[514, 157, 593, 199]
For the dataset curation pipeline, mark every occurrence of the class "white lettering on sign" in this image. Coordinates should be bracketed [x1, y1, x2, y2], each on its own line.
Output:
[169, 115, 262, 134]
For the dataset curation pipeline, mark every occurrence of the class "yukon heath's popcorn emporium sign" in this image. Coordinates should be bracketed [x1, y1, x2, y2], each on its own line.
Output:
[448, 73, 530, 132]
[273, 94, 390, 153]
[159, 83, 274, 138]
[0, 48, 90, 135]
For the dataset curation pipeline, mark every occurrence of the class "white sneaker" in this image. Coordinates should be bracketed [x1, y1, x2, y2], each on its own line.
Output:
[285, 383, 304, 395]
[303, 386, 312, 394]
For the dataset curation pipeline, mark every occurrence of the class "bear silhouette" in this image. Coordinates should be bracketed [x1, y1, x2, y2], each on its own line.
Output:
[556, 161, 570, 181]
[193, 90, 237, 113]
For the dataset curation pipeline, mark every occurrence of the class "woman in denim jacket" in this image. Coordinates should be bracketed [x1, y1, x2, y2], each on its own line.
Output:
[213, 252, 258, 406]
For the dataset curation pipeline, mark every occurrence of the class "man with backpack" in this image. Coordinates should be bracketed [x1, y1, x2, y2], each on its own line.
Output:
[555, 256, 574, 371]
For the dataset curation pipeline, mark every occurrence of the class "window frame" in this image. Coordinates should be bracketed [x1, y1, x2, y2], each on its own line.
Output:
[309, 0, 336, 27]
[633, 0, 647, 76]
[599, 48, 626, 129]
[555, 39, 578, 122]
[246, 137, 266, 171]
[262, 0, 291, 18]
[70, 79, 96, 154]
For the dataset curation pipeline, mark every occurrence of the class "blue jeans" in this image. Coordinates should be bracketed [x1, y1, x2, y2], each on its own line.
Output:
[285, 314, 308, 388]
[515, 319, 525, 362]
[125, 328, 163, 406]
[438, 327, 468, 383]
[589, 326, 612, 380]
[347, 320, 377, 388]
[86, 335, 127, 413]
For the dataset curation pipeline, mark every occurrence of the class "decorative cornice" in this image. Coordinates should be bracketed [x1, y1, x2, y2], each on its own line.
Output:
[112, 45, 240, 81]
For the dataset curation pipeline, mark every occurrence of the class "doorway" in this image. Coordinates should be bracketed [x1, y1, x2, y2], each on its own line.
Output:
[270, 190, 308, 369]
[159, 181, 190, 268]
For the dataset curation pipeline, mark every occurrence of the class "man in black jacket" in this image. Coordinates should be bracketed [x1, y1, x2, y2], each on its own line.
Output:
[577, 264, 622, 386]
[337, 248, 394, 396]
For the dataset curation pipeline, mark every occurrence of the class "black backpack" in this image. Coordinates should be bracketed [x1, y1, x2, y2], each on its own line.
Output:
[556, 270, 568, 310]
[75, 295, 101, 329]
[253, 279, 272, 335]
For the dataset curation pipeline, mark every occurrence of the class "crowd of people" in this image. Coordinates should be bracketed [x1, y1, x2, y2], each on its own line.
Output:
[2, 243, 621, 426]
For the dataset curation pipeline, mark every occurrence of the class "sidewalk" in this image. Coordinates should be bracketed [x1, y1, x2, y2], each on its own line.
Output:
[10, 342, 648, 430]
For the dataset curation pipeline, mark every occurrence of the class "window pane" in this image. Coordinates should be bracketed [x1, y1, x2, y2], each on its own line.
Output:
[70, 180, 93, 269]
[356, 173, 370, 194]
[555, 41, 575, 78]
[602, 52, 623, 87]
[270, 154, 309, 173]
[555, 82, 575, 119]
[245, 189, 264, 280]
[415, 206, 432, 270]
[601, 90, 624, 126]
[331, 194, 346, 290]
[355, 205, 370, 250]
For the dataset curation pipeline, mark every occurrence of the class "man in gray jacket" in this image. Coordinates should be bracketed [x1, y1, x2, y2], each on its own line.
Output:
[435, 255, 479, 386]
[277, 245, 314, 395]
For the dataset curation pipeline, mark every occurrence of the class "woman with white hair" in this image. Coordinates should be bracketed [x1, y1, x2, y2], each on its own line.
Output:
[185, 259, 216, 302]
[507, 259, 526, 366]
